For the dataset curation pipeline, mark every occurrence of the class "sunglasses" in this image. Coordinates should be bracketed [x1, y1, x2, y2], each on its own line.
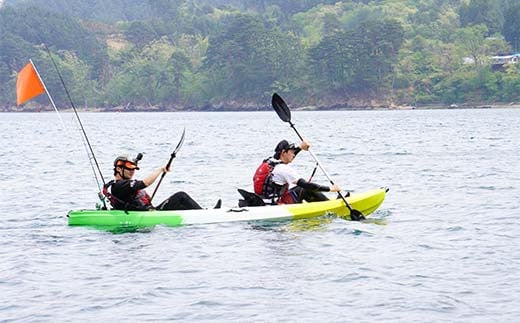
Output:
[119, 161, 139, 170]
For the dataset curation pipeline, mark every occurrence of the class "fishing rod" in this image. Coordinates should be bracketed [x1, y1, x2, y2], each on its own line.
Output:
[42, 44, 107, 208]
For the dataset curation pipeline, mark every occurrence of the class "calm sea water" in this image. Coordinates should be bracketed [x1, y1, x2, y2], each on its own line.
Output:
[1, 109, 519, 322]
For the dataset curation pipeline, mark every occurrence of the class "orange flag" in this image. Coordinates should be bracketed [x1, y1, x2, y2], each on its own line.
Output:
[16, 62, 45, 105]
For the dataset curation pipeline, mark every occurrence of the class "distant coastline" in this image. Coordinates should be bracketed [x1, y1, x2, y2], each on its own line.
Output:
[2, 102, 519, 113]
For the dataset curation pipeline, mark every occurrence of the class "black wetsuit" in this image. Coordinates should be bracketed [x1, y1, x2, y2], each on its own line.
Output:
[105, 179, 202, 211]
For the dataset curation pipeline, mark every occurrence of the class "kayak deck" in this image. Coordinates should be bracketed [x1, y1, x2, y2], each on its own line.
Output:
[68, 188, 388, 230]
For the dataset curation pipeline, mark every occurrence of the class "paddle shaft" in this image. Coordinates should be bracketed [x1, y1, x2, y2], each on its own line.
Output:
[288, 123, 355, 212]
[271, 93, 363, 219]
[149, 128, 185, 203]
[150, 152, 175, 202]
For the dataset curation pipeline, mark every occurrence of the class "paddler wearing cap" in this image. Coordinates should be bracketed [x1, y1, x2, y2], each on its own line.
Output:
[103, 153, 216, 211]
[253, 139, 341, 204]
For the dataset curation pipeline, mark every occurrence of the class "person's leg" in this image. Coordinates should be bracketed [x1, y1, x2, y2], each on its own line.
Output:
[288, 187, 304, 203]
[285, 187, 329, 203]
[157, 191, 203, 210]
[301, 189, 329, 202]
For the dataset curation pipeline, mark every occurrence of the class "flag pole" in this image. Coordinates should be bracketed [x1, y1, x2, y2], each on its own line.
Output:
[29, 59, 65, 128]
[41, 45, 108, 209]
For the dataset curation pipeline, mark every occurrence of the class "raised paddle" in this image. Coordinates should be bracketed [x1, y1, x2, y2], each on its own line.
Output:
[150, 127, 186, 202]
[271, 93, 365, 221]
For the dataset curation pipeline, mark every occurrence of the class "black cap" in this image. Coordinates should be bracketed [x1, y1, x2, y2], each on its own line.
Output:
[274, 140, 301, 158]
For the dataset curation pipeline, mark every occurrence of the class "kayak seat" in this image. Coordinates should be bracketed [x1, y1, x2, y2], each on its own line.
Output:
[237, 189, 266, 207]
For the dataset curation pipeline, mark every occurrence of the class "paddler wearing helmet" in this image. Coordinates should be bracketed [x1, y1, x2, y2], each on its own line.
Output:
[103, 153, 221, 211]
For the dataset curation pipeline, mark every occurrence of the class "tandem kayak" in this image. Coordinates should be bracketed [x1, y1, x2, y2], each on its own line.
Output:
[68, 188, 388, 230]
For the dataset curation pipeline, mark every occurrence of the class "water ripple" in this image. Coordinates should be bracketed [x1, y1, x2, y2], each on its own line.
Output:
[1, 110, 519, 321]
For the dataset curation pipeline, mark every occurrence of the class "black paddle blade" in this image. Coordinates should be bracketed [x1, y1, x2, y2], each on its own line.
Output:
[173, 127, 186, 155]
[350, 209, 366, 221]
[272, 93, 292, 123]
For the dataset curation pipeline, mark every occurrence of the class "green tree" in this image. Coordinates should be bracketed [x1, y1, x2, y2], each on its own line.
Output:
[58, 51, 99, 108]
[149, 0, 183, 21]
[0, 61, 15, 108]
[1, 0, 517, 109]
[455, 24, 489, 66]
[203, 14, 303, 103]
[105, 38, 176, 107]
[393, 36, 447, 104]
[459, 0, 504, 35]
[350, 19, 405, 95]
[436, 69, 476, 103]
[501, 64, 520, 101]
[123, 21, 159, 48]
[0, 6, 108, 81]
[167, 51, 192, 103]
[503, 4, 520, 51]
[308, 18, 404, 97]
[308, 31, 354, 93]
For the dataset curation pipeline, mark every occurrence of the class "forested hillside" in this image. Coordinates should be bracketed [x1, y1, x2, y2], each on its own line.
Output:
[1, 0, 519, 111]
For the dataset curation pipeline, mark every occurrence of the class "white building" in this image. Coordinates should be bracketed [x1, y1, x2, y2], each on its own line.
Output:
[491, 54, 520, 65]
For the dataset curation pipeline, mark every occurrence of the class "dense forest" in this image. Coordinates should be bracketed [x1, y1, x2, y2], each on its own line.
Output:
[1, 0, 519, 111]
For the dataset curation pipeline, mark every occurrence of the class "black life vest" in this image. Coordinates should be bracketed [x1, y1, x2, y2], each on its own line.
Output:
[103, 180, 152, 211]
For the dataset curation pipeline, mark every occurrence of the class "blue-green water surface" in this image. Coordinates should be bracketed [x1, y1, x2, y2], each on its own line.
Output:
[1, 109, 518, 322]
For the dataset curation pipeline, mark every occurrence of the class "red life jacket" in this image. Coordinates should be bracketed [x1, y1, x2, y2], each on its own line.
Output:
[278, 190, 297, 204]
[253, 158, 282, 196]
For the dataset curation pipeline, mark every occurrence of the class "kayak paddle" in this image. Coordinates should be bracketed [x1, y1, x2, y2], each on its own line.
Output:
[271, 93, 365, 221]
[150, 127, 186, 202]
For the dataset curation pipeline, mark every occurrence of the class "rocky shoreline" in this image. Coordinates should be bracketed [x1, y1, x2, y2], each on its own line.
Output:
[2, 102, 519, 112]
